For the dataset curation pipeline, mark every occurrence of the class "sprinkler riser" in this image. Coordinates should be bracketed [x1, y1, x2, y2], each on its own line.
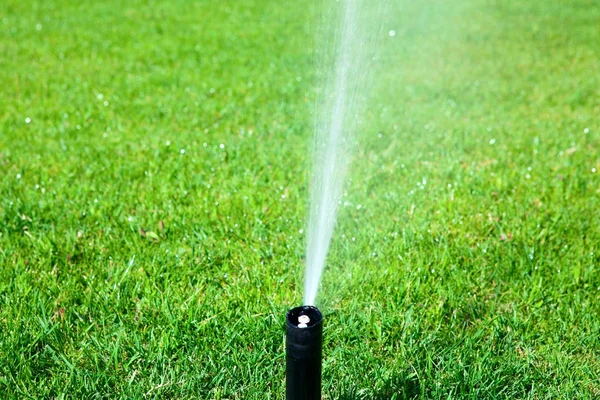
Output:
[286, 306, 323, 400]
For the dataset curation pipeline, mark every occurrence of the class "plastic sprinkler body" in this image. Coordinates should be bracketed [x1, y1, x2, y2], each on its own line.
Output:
[285, 305, 323, 400]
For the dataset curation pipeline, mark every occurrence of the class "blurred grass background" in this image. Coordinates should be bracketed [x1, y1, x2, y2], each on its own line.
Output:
[1, 0, 599, 398]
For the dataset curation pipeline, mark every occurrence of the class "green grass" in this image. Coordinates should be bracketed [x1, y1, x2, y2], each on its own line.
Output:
[1, 0, 599, 398]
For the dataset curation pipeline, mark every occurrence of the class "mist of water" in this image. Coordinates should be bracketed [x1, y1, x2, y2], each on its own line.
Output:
[304, 0, 385, 306]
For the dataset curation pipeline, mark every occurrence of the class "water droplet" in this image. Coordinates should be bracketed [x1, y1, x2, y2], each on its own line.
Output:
[388, 30, 396, 37]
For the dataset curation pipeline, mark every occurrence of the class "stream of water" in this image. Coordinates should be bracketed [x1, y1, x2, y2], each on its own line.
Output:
[304, 0, 385, 305]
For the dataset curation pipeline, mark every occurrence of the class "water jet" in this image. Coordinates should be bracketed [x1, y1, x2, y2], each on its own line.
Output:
[285, 0, 386, 396]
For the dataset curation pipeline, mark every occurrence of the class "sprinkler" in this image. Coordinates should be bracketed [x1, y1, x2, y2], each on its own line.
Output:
[286, 306, 323, 400]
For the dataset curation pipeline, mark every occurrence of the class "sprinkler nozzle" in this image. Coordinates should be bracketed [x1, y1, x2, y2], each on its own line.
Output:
[286, 305, 323, 400]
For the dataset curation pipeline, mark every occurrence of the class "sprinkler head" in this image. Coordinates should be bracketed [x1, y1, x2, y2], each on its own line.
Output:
[286, 305, 323, 400]
[297, 315, 311, 328]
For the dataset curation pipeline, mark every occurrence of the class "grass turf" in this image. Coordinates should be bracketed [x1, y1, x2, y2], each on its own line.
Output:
[1, 0, 600, 398]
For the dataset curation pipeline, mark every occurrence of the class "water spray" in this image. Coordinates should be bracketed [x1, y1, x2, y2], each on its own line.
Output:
[285, 1, 386, 397]
[286, 305, 323, 400]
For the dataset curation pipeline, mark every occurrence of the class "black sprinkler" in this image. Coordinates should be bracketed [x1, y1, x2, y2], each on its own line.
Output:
[286, 305, 323, 400]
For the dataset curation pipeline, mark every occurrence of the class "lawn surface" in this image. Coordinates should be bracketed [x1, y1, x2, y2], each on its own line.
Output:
[1, 0, 600, 398]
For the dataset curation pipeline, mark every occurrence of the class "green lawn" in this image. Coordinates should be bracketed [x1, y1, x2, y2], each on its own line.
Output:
[1, 0, 599, 398]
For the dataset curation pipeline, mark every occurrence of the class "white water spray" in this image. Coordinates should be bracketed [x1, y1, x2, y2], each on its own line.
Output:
[304, 0, 385, 305]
